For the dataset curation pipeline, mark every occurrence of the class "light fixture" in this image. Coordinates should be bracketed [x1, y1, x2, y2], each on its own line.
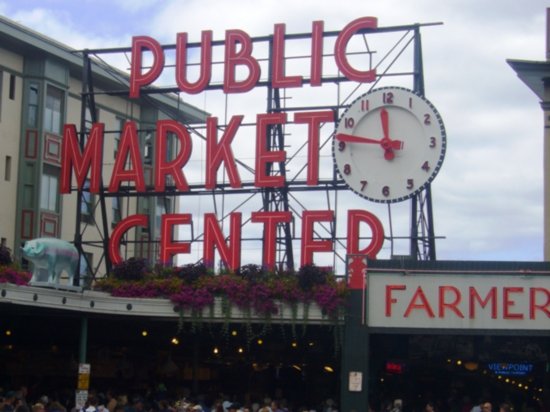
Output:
[308, 342, 314, 347]
[292, 364, 302, 372]
[238, 347, 244, 354]
[464, 361, 478, 371]
[291, 342, 297, 348]
[171, 337, 179, 345]
[324, 365, 334, 373]
[213, 347, 219, 354]
[257, 339, 263, 345]
[141, 330, 148, 337]
[231, 330, 238, 336]
[5, 330, 12, 336]
[456, 360, 462, 366]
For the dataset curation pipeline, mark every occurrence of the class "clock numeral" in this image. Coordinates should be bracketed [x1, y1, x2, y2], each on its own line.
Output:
[406, 179, 414, 190]
[361, 100, 369, 111]
[382, 186, 390, 197]
[338, 141, 346, 152]
[343, 164, 351, 175]
[383, 92, 394, 104]
[409, 97, 413, 109]
[344, 117, 355, 129]
[360, 180, 368, 191]
[421, 161, 430, 172]
[424, 113, 431, 125]
[429, 137, 436, 148]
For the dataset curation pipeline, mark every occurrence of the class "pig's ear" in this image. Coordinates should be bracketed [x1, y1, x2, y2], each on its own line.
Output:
[35, 242, 44, 254]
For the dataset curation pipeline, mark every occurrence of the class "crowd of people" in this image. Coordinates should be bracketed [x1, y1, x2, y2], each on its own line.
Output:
[1, 384, 548, 412]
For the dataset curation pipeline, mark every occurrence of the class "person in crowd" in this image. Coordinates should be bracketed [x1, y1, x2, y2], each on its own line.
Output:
[425, 401, 437, 412]
[480, 402, 492, 412]
[498, 403, 511, 412]
[31, 403, 45, 412]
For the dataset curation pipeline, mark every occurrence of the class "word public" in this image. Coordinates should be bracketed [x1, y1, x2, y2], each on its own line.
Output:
[129, 17, 378, 97]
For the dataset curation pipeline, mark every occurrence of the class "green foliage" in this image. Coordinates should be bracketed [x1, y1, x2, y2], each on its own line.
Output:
[111, 257, 149, 281]
[0, 244, 13, 266]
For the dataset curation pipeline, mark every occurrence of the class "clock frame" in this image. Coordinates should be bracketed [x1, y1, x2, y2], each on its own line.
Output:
[333, 86, 446, 203]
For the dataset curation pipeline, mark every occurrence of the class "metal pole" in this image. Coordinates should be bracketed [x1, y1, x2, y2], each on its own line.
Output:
[78, 316, 88, 363]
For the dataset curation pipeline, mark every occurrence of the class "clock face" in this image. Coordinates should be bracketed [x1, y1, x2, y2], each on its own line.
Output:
[333, 86, 446, 203]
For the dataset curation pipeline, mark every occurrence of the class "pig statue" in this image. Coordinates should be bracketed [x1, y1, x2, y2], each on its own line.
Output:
[21, 238, 79, 287]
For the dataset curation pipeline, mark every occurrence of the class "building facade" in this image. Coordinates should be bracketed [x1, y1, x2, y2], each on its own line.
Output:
[0, 16, 207, 281]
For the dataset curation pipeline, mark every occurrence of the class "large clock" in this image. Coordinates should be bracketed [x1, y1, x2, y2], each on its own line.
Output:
[333, 86, 446, 203]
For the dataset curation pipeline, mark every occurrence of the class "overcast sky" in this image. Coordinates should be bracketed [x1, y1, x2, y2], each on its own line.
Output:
[1, 0, 548, 269]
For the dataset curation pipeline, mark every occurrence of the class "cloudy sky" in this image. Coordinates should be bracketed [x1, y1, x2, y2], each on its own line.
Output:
[1, 0, 548, 269]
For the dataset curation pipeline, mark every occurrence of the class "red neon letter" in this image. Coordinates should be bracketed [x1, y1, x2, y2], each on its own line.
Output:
[60, 123, 104, 194]
[529, 287, 550, 319]
[334, 17, 377, 83]
[404, 286, 435, 318]
[206, 116, 242, 189]
[251, 211, 292, 269]
[108, 121, 146, 192]
[271, 23, 303, 89]
[469, 287, 497, 319]
[160, 214, 191, 264]
[155, 120, 192, 192]
[346, 209, 384, 259]
[255, 113, 287, 188]
[203, 212, 242, 271]
[176, 31, 212, 94]
[503, 287, 524, 319]
[109, 214, 148, 265]
[385, 284, 406, 316]
[130, 36, 164, 99]
[300, 210, 334, 266]
[293, 111, 334, 186]
[223, 30, 261, 93]
[310, 21, 324, 86]
[438, 286, 464, 318]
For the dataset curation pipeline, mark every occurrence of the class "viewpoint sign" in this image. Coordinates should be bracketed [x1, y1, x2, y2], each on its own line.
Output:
[61, 17, 387, 269]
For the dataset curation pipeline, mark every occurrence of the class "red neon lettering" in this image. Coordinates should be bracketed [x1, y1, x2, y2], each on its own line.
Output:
[60, 123, 104, 194]
[203, 212, 242, 270]
[109, 214, 148, 265]
[503, 287, 524, 319]
[255, 113, 287, 188]
[438, 286, 464, 318]
[404, 286, 435, 318]
[529, 287, 550, 319]
[385, 284, 406, 316]
[469, 287, 497, 319]
[160, 214, 191, 263]
[251, 211, 292, 269]
[300, 210, 334, 266]
[176, 31, 213, 94]
[154, 120, 192, 192]
[108, 121, 146, 192]
[205, 116, 242, 189]
[346, 209, 384, 259]
[223, 30, 261, 93]
[130, 36, 164, 99]
[334, 17, 377, 83]
[271, 24, 303, 88]
[293, 111, 334, 186]
[310, 21, 324, 87]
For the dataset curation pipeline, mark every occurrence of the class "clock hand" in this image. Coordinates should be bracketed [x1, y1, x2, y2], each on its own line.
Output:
[336, 133, 403, 150]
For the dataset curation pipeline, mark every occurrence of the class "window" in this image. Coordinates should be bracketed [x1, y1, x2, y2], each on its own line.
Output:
[155, 197, 172, 238]
[114, 117, 125, 158]
[143, 132, 153, 165]
[9, 74, 15, 100]
[44, 85, 64, 134]
[4, 156, 11, 181]
[40, 165, 59, 212]
[112, 196, 122, 225]
[80, 179, 94, 221]
[27, 83, 39, 127]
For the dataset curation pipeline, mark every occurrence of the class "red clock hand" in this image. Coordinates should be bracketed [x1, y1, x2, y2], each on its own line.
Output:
[336, 133, 403, 150]
[379, 108, 404, 160]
